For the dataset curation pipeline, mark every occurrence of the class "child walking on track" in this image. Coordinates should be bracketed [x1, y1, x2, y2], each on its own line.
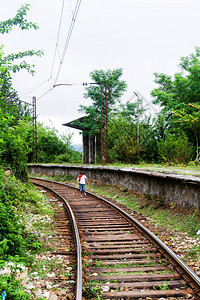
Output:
[77, 171, 88, 197]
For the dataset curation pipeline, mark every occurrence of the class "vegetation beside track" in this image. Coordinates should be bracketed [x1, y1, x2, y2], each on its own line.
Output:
[0, 170, 55, 299]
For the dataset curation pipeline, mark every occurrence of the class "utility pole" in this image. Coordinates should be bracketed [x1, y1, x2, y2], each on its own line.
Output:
[32, 96, 37, 163]
[134, 91, 140, 155]
[101, 82, 109, 165]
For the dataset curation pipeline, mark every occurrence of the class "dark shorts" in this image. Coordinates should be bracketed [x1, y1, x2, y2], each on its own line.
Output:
[79, 184, 85, 192]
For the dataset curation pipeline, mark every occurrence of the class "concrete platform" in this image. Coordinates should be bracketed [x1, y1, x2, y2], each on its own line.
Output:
[28, 164, 200, 212]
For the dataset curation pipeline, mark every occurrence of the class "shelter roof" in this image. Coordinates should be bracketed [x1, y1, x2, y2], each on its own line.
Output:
[63, 116, 87, 131]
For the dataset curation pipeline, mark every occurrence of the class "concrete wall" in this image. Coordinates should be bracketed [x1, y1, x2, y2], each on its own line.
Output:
[28, 164, 200, 212]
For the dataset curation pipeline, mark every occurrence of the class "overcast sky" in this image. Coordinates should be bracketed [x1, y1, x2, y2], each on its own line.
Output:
[1, 0, 200, 144]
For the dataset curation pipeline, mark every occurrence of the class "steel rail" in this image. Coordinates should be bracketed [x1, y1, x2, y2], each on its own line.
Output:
[32, 181, 82, 300]
[31, 177, 200, 297]
[88, 191, 200, 296]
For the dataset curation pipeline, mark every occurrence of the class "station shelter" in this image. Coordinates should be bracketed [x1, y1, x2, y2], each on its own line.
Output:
[63, 117, 100, 164]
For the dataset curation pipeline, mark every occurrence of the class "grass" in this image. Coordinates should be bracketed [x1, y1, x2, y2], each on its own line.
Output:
[30, 161, 200, 176]
[87, 183, 200, 236]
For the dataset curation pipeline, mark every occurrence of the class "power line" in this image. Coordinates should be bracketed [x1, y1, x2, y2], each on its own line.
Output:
[19, 79, 51, 98]
[54, 0, 82, 85]
[50, 0, 66, 79]
[17, 0, 82, 100]
[18, 0, 66, 98]
[17, 99, 32, 106]
[36, 81, 97, 100]
[37, 87, 54, 100]
[53, 82, 100, 87]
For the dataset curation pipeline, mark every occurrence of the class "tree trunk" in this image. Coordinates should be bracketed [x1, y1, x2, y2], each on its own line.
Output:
[195, 132, 199, 162]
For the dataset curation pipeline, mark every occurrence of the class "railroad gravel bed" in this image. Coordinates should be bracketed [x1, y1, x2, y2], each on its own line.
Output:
[24, 188, 76, 300]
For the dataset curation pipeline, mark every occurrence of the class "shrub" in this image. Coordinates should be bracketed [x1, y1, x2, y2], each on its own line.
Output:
[0, 110, 28, 181]
[0, 169, 43, 260]
[53, 149, 82, 164]
[157, 134, 193, 164]
[0, 274, 32, 300]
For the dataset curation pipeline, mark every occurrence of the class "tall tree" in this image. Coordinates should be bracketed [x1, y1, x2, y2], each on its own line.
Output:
[173, 104, 200, 161]
[151, 47, 200, 116]
[151, 48, 200, 161]
[76, 68, 127, 136]
[0, 4, 43, 179]
[0, 4, 43, 123]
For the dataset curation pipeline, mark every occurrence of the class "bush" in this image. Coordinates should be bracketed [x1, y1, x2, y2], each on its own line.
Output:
[0, 110, 28, 181]
[0, 169, 43, 260]
[53, 149, 82, 164]
[157, 134, 193, 164]
[0, 274, 32, 299]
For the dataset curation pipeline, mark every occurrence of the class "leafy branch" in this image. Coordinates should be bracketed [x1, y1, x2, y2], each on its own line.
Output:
[0, 4, 38, 34]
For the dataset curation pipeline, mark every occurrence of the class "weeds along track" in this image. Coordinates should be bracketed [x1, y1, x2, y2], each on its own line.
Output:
[30, 177, 200, 300]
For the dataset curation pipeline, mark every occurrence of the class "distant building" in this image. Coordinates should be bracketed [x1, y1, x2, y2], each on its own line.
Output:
[63, 117, 100, 164]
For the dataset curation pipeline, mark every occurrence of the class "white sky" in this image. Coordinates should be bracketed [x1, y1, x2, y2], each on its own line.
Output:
[1, 0, 200, 144]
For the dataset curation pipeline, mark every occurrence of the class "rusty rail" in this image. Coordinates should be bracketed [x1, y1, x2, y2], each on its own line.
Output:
[32, 181, 82, 300]
[31, 177, 200, 299]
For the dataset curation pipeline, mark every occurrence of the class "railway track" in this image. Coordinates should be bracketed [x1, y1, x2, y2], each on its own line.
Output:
[30, 177, 200, 300]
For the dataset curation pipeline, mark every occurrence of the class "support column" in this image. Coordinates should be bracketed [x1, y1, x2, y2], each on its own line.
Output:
[82, 134, 89, 164]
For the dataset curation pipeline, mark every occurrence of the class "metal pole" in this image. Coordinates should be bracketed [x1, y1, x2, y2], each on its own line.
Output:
[32, 96, 37, 163]
[100, 82, 109, 165]
[101, 82, 103, 165]
[105, 82, 109, 164]
[134, 92, 140, 155]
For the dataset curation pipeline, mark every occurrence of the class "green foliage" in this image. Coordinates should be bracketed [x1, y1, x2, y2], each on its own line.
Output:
[0, 169, 43, 260]
[108, 115, 138, 163]
[151, 47, 200, 162]
[36, 124, 76, 163]
[186, 243, 200, 260]
[108, 109, 158, 163]
[157, 134, 193, 164]
[151, 47, 200, 114]
[0, 109, 29, 181]
[13, 120, 81, 164]
[0, 4, 43, 179]
[0, 4, 43, 111]
[53, 149, 82, 164]
[76, 68, 127, 136]
[83, 281, 103, 299]
[0, 274, 32, 300]
[173, 105, 200, 161]
[0, 4, 38, 34]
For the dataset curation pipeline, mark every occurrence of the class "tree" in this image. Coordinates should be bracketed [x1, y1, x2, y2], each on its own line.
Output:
[151, 47, 200, 162]
[0, 109, 29, 181]
[173, 104, 200, 161]
[15, 121, 79, 164]
[151, 47, 200, 116]
[157, 134, 193, 164]
[0, 4, 43, 180]
[108, 114, 138, 163]
[76, 69, 127, 136]
[108, 99, 158, 163]
[0, 4, 43, 124]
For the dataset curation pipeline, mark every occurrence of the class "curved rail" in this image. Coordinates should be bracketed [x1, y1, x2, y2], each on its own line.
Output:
[32, 181, 82, 300]
[91, 191, 200, 294]
[31, 177, 200, 298]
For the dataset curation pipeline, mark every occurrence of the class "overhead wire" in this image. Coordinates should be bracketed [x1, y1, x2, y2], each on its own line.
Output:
[21, 0, 66, 99]
[37, 87, 54, 100]
[54, 0, 82, 86]
[19, 79, 51, 98]
[18, 0, 82, 101]
[50, 0, 66, 79]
